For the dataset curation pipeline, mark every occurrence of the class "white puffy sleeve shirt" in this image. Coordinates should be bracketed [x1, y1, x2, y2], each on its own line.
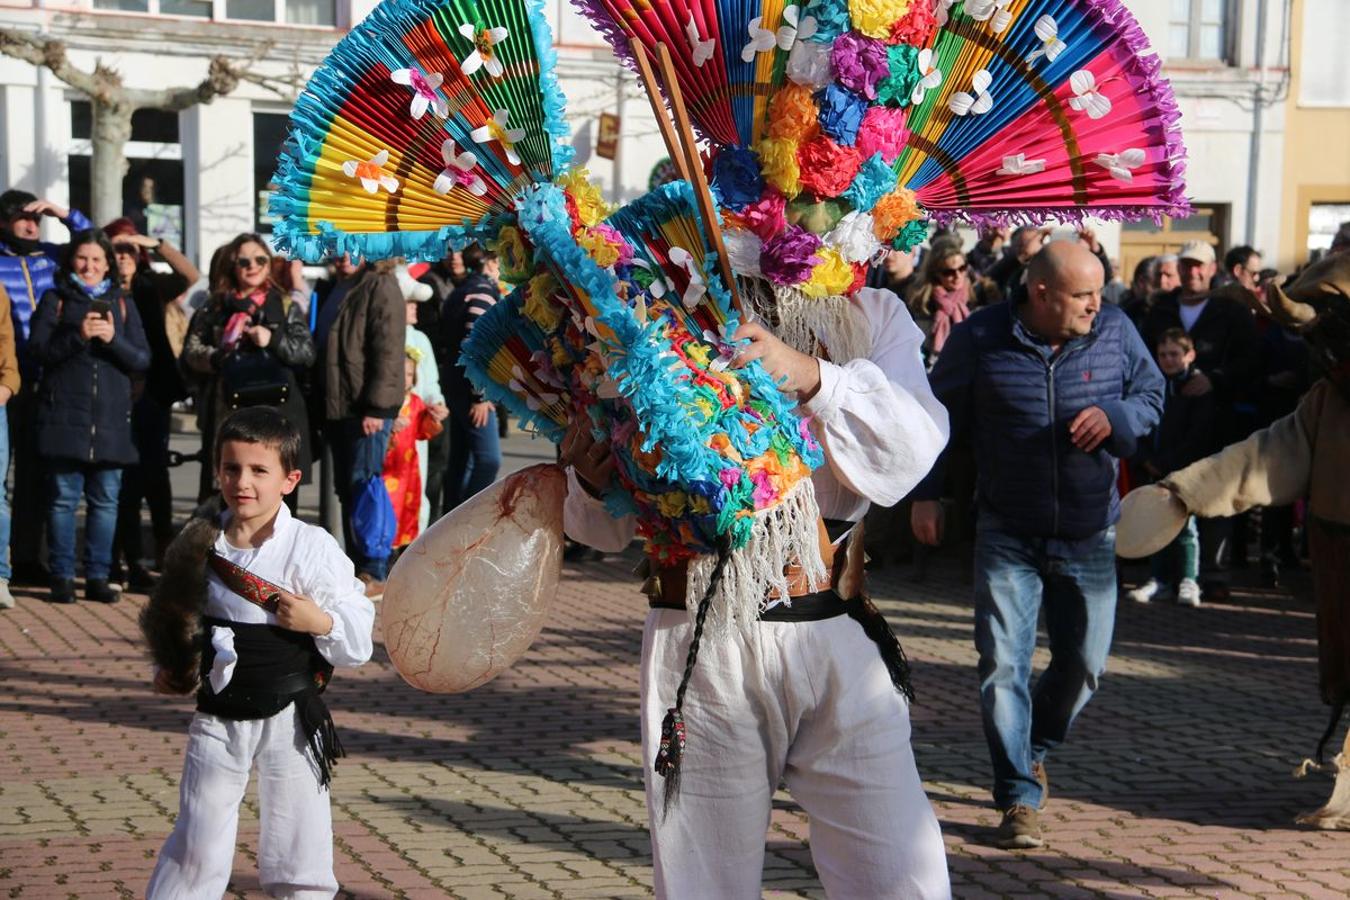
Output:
[205, 504, 376, 668]
[563, 287, 950, 549]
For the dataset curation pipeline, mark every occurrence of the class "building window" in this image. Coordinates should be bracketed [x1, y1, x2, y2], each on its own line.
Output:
[1118, 205, 1229, 286]
[1168, 0, 1229, 63]
[68, 100, 186, 244]
[225, 0, 336, 25]
[92, 0, 335, 25]
[92, 0, 211, 16]
[253, 111, 291, 234]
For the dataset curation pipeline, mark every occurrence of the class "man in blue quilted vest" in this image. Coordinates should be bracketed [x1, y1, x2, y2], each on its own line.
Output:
[0, 189, 91, 581]
[911, 239, 1164, 850]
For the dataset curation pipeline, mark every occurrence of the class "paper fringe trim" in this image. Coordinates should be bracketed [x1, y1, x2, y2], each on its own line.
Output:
[683, 478, 829, 634]
[740, 277, 873, 364]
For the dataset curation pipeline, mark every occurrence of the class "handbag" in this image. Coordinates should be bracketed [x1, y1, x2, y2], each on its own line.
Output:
[220, 346, 290, 410]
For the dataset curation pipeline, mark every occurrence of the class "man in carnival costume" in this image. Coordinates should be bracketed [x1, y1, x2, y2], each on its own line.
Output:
[560, 250, 953, 896]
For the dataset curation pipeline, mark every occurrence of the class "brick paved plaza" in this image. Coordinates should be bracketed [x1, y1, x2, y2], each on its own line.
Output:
[2, 437, 1350, 897]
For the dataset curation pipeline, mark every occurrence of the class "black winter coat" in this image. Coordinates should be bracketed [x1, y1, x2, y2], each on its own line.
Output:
[29, 280, 151, 465]
[1131, 368, 1217, 481]
[183, 288, 316, 476]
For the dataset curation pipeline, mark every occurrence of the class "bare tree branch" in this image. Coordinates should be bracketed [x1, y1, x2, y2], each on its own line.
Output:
[0, 26, 101, 97]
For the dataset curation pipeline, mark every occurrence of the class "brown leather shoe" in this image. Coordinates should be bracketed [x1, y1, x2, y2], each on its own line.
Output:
[1032, 761, 1049, 808]
[995, 804, 1044, 849]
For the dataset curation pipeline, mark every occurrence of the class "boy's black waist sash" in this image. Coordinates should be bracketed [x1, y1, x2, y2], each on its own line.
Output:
[197, 615, 344, 786]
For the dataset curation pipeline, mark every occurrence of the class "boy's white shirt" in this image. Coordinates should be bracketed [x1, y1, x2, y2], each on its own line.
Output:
[206, 503, 375, 694]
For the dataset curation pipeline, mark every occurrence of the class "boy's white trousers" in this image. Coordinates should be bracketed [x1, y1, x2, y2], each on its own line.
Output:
[641, 609, 951, 899]
[146, 705, 338, 899]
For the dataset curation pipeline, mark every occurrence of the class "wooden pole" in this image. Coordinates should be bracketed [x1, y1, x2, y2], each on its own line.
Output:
[630, 43, 691, 184]
[652, 42, 745, 316]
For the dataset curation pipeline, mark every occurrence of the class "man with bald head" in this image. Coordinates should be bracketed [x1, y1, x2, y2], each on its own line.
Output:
[911, 239, 1163, 849]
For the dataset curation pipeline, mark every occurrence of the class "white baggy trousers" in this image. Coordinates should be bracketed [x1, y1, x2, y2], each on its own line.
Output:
[641, 608, 951, 899]
[146, 705, 339, 899]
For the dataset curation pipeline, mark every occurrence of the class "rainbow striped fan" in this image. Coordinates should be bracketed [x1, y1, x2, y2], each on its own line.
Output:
[463, 178, 828, 604]
[269, 0, 572, 262]
[577, 0, 1189, 297]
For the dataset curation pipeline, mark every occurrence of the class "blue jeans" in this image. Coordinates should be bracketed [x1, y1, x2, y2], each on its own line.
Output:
[47, 462, 122, 581]
[325, 418, 393, 580]
[0, 405, 10, 581]
[1149, 515, 1199, 584]
[446, 389, 500, 511]
[973, 522, 1118, 810]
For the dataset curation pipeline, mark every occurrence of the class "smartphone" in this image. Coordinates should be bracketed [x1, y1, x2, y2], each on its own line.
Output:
[89, 298, 112, 319]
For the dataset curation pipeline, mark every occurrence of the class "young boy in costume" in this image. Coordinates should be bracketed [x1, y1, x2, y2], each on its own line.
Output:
[142, 406, 374, 898]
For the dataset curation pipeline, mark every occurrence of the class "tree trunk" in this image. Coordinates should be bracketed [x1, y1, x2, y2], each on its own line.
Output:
[90, 99, 132, 229]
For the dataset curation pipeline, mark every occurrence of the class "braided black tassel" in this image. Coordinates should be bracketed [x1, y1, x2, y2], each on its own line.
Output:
[654, 534, 734, 813]
[846, 596, 915, 702]
[297, 693, 346, 788]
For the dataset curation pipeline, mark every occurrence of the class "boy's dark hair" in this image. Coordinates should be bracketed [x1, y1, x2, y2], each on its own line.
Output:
[216, 406, 302, 472]
[1156, 327, 1194, 353]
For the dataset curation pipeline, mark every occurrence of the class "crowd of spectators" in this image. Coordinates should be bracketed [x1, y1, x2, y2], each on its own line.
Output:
[0, 180, 1344, 626]
[0, 189, 507, 608]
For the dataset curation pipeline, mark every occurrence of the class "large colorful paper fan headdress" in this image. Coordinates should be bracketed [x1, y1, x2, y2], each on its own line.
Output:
[575, 0, 1190, 310]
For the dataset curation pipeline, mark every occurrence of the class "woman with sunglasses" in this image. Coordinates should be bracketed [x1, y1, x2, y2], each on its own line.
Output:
[183, 234, 315, 506]
[102, 219, 201, 589]
[28, 230, 150, 603]
[908, 241, 1001, 369]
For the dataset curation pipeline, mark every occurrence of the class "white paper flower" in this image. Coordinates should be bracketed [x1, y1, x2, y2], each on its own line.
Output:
[470, 109, 527, 165]
[787, 37, 832, 87]
[1068, 70, 1112, 119]
[1094, 148, 1146, 182]
[508, 365, 560, 411]
[997, 153, 1046, 176]
[949, 69, 993, 116]
[668, 245, 706, 310]
[686, 14, 716, 67]
[912, 48, 944, 105]
[433, 139, 487, 196]
[722, 228, 763, 277]
[342, 150, 399, 195]
[742, 16, 777, 63]
[702, 323, 740, 372]
[935, 0, 957, 26]
[776, 7, 816, 50]
[390, 68, 448, 120]
[1026, 15, 1067, 63]
[824, 211, 881, 264]
[967, 0, 1013, 33]
[459, 23, 510, 78]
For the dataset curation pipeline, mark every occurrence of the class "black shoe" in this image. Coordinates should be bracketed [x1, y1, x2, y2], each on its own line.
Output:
[127, 564, 156, 592]
[47, 578, 76, 604]
[85, 579, 122, 604]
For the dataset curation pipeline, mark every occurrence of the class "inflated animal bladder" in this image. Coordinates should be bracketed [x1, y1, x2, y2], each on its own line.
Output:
[382, 463, 566, 693]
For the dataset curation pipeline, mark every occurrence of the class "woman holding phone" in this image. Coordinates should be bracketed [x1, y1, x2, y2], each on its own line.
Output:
[28, 230, 150, 604]
[182, 233, 314, 506]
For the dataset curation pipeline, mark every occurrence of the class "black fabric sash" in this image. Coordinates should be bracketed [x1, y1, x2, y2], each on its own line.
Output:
[197, 615, 344, 786]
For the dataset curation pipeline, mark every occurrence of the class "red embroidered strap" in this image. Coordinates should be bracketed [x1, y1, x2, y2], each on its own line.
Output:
[207, 551, 283, 614]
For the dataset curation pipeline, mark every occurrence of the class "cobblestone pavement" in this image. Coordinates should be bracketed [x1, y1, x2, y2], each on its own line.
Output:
[2, 449, 1350, 897]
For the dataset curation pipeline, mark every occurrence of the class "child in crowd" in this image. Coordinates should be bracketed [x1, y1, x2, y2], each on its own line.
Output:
[142, 406, 374, 897]
[383, 348, 445, 549]
[1128, 328, 1216, 607]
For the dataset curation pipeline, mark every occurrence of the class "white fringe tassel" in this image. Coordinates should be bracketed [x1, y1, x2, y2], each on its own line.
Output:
[683, 479, 829, 634]
[740, 279, 873, 364]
